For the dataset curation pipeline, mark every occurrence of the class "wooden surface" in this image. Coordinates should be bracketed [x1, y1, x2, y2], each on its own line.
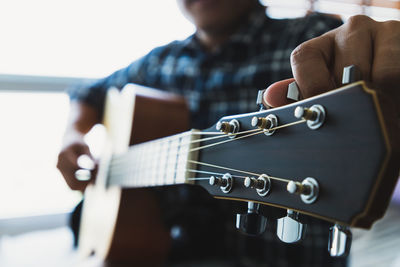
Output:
[79, 84, 189, 265]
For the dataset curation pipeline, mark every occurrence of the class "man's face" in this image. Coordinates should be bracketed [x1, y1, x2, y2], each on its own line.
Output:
[177, 0, 257, 33]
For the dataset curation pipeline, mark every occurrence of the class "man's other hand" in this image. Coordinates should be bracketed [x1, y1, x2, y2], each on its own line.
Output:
[57, 131, 95, 192]
[264, 15, 400, 109]
[57, 102, 100, 192]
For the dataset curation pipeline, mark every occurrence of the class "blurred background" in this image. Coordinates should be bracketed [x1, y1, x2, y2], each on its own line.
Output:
[0, 0, 399, 266]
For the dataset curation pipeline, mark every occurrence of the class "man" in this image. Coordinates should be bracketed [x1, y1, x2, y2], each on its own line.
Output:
[57, 0, 400, 266]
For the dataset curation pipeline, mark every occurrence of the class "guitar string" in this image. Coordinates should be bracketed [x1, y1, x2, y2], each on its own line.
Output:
[189, 130, 265, 152]
[110, 118, 306, 165]
[109, 119, 306, 185]
[186, 177, 212, 180]
[186, 169, 247, 179]
[110, 128, 263, 165]
[189, 128, 261, 144]
[191, 131, 225, 135]
[182, 119, 306, 147]
[269, 119, 306, 131]
[109, 167, 249, 180]
[189, 119, 306, 146]
[109, 162, 249, 182]
[188, 160, 290, 183]
[110, 154, 291, 185]
[109, 119, 306, 164]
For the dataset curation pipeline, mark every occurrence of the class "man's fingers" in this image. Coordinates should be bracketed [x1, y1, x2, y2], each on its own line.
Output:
[57, 142, 93, 191]
[290, 33, 335, 98]
[291, 15, 375, 98]
[57, 151, 89, 191]
[332, 15, 373, 85]
[263, 78, 295, 108]
[372, 20, 400, 90]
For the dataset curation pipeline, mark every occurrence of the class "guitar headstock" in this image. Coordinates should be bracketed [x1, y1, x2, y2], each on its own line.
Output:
[193, 81, 399, 230]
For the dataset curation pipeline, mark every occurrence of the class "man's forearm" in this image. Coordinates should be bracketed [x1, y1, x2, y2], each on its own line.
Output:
[65, 101, 101, 135]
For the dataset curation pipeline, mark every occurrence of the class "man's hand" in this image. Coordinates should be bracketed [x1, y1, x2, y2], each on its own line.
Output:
[264, 15, 400, 110]
[57, 102, 100, 191]
[57, 131, 95, 191]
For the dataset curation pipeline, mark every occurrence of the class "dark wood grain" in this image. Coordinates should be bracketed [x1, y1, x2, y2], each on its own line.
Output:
[195, 82, 399, 229]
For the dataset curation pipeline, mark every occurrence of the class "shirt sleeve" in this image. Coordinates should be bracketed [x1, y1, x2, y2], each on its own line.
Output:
[67, 54, 149, 120]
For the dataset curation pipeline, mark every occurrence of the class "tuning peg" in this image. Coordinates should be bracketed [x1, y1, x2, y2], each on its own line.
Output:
[236, 202, 267, 236]
[244, 175, 271, 197]
[287, 81, 301, 101]
[256, 89, 267, 111]
[251, 116, 271, 129]
[216, 119, 240, 138]
[209, 174, 233, 194]
[276, 209, 306, 243]
[294, 104, 326, 130]
[328, 224, 352, 257]
[287, 177, 319, 204]
[250, 114, 278, 136]
[342, 65, 361, 85]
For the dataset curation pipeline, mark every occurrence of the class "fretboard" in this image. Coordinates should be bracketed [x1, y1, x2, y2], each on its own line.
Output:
[107, 130, 199, 188]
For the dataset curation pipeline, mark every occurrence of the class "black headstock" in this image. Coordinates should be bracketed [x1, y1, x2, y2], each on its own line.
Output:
[194, 81, 400, 229]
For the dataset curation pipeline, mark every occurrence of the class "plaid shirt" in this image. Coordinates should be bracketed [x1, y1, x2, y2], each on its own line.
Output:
[70, 6, 345, 267]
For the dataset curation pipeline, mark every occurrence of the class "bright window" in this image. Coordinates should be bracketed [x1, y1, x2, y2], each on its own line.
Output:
[0, 0, 194, 78]
[0, 1, 194, 219]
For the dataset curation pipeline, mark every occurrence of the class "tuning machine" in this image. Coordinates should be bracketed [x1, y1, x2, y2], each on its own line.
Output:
[216, 119, 240, 138]
[294, 105, 326, 130]
[287, 177, 319, 204]
[256, 89, 267, 111]
[276, 209, 306, 243]
[251, 114, 278, 136]
[328, 224, 352, 257]
[342, 65, 361, 85]
[236, 202, 267, 236]
[209, 173, 233, 194]
[244, 174, 271, 197]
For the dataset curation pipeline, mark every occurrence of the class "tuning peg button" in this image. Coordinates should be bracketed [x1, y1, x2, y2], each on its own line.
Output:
[276, 210, 306, 243]
[256, 89, 267, 111]
[328, 224, 352, 257]
[236, 202, 267, 236]
[287, 81, 301, 101]
[342, 65, 361, 85]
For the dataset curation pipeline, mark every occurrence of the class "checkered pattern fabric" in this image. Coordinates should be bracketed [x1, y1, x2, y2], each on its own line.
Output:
[69, 6, 346, 267]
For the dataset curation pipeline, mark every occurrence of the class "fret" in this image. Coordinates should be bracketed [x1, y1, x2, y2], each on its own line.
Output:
[159, 139, 168, 186]
[143, 144, 151, 186]
[177, 134, 190, 183]
[153, 140, 162, 186]
[167, 136, 176, 185]
[107, 130, 199, 188]
[150, 141, 157, 186]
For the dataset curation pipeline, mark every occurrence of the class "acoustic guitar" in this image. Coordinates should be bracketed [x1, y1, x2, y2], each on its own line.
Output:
[78, 81, 400, 266]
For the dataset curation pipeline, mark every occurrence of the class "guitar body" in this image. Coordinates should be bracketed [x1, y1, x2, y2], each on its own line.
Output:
[79, 85, 190, 265]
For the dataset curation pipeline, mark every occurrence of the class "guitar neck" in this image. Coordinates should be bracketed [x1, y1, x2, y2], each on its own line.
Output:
[107, 130, 199, 188]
